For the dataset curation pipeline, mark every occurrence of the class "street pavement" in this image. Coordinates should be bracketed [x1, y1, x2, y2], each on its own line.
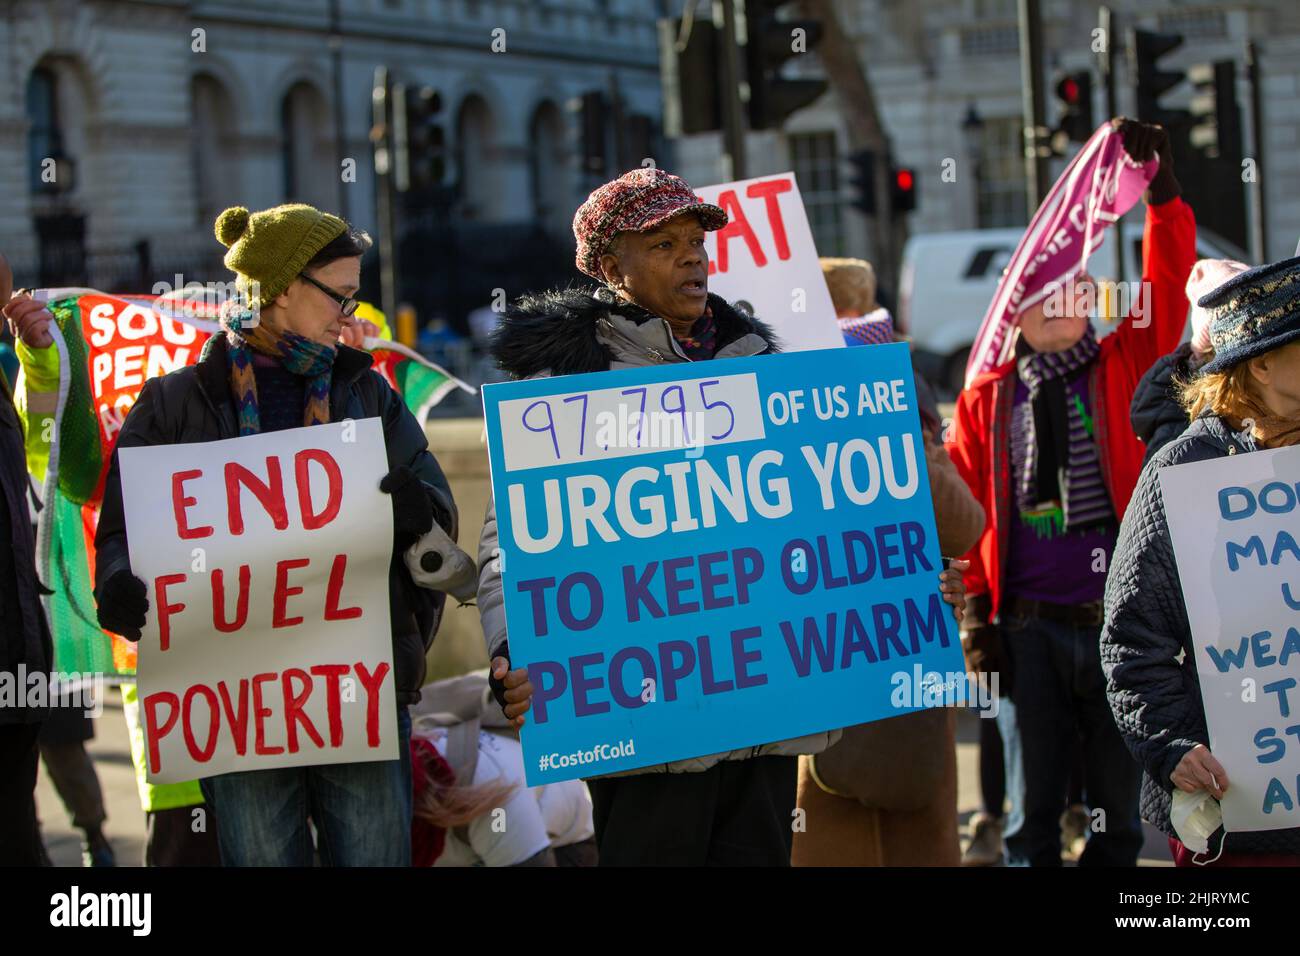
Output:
[34, 416, 1171, 867]
[35, 687, 1172, 867]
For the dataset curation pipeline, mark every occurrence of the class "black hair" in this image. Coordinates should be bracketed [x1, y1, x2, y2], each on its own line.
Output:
[304, 226, 372, 271]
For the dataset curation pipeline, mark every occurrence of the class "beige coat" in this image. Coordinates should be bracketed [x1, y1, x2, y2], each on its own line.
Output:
[793, 440, 985, 866]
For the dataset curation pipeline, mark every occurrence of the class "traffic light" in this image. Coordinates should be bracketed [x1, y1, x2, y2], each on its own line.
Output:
[847, 152, 916, 217]
[891, 165, 917, 215]
[404, 86, 445, 193]
[657, 16, 720, 135]
[1051, 70, 1094, 153]
[1132, 29, 1189, 128]
[848, 149, 875, 215]
[744, 1, 828, 130]
[1188, 60, 1241, 160]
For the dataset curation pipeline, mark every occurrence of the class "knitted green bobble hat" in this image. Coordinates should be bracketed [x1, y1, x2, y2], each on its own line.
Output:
[215, 203, 348, 307]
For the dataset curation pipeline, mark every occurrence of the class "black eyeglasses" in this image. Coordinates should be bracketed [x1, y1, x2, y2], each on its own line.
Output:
[298, 272, 360, 317]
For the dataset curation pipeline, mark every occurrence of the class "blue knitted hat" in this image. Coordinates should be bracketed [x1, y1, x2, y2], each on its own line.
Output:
[1199, 255, 1300, 373]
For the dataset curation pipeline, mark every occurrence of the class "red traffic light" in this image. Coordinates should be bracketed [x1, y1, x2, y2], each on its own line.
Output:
[890, 164, 917, 214]
[1055, 71, 1090, 106]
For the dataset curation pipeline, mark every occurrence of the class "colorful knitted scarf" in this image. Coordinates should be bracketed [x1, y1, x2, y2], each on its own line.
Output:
[1013, 326, 1111, 537]
[221, 308, 335, 436]
[673, 310, 718, 360]
[838, 307, 895, 346]
[600, 287, 718, 360]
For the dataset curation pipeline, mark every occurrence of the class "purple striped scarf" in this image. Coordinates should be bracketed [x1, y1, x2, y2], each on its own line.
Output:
[1013, 327, 1112, 536]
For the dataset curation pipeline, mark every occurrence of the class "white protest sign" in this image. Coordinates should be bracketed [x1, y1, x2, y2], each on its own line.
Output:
[1161, 446, 1300, 832]
[694, 172, 844, 352]
[120, 419, 397, 783]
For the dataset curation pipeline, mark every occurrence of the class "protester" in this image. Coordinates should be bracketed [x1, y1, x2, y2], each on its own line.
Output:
[1131, 258, 1249, 465]
[5, 282, 117, 867]
[844, 220, 1024, 867]
[120, 683, 222, 866]
[0, 252, 56, 866]
[38, 703, 116, 866]
[792, 257, 983, 867]
[5, 285, 222, 867]
[409, 672, 596, 867]
[1104, 255, 1300, 865]
[821, 257, 894, 346]
[947, 118, 1197, 866]
[822, 255, 1008, 866]
[92, 203, 458, 866]
[475, 167, 968, 865]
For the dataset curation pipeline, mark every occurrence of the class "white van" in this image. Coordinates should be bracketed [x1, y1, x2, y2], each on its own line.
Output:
[898, 221, 1243, 396]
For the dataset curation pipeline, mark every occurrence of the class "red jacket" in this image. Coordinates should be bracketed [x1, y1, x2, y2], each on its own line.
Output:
[946, 197, 1197, 621]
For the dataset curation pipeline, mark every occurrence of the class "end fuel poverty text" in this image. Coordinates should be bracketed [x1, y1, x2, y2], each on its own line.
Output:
[507, 378, 955, 725]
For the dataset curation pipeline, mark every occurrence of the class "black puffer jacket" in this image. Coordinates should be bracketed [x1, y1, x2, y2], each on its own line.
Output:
[1, 379, 52, 725]
[95, 335, 457, 706]
[1130, 341, 1196, 468]
[1102, 410, 1300, 853]
[488, 285, 780, 379]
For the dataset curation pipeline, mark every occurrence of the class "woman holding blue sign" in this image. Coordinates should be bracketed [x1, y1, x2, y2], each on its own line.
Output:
[477, 168, 969, 866]
[1103, 256, 1300, 866]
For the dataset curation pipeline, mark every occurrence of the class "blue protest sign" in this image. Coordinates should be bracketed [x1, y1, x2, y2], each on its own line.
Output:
[482, 343, 965, 784]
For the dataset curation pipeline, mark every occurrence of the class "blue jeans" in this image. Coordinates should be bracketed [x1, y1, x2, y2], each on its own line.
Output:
[1002, 617, 1142, 867]
[972, 689, 1024, 832]
[200, 707, 412, 866]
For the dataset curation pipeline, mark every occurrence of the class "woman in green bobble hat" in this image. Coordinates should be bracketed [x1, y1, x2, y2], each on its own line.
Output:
[92, 203, 459, 866]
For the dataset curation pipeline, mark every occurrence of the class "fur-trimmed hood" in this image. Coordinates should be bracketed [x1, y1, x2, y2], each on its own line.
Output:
[489, 284, 781, 379]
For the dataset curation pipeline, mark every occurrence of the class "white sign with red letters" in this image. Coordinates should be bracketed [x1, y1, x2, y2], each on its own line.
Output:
[695, 173, 844, 352]
[120, 420, 397, 783]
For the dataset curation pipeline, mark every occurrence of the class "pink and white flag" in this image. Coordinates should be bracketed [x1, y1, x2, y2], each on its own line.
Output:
[965, 123, 1159, 386]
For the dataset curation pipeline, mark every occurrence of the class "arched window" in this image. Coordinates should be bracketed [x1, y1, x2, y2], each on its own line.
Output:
[456, 94, 496, 221]
[529, 101, 568, 235]
[25, 58, 93, 286]
[280, 81, 338, 209]
[190, 74, 240, 228]
[26, 66, 61, 193]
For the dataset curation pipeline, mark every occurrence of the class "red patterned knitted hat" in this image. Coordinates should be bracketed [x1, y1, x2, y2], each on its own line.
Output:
[573, 167, 728, 279]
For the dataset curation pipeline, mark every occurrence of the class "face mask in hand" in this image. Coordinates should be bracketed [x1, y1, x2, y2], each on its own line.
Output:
[1171, 788, 1223, 860]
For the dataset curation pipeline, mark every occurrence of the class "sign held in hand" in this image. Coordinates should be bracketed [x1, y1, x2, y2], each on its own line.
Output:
[1162, 446, 1300, 832]
[483, 344, 964, 785]
[119, 419, 396, 783]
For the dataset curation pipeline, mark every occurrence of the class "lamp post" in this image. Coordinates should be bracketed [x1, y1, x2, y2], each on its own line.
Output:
[962, 103, 984, 228]
[1017, 0, 1050, 209]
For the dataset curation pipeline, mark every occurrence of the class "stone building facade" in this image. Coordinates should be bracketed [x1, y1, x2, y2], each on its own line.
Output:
[1, 0, 665, 294]
[6, 0, 1299, 304]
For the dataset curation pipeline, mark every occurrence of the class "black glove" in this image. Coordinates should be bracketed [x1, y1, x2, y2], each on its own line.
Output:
[960, 593, 1012, 697]
[488, 641, 512, 712]
[1113, 116, 1180, 205]
[96, 569, 149, 641]
[379, 465, 434, 551]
